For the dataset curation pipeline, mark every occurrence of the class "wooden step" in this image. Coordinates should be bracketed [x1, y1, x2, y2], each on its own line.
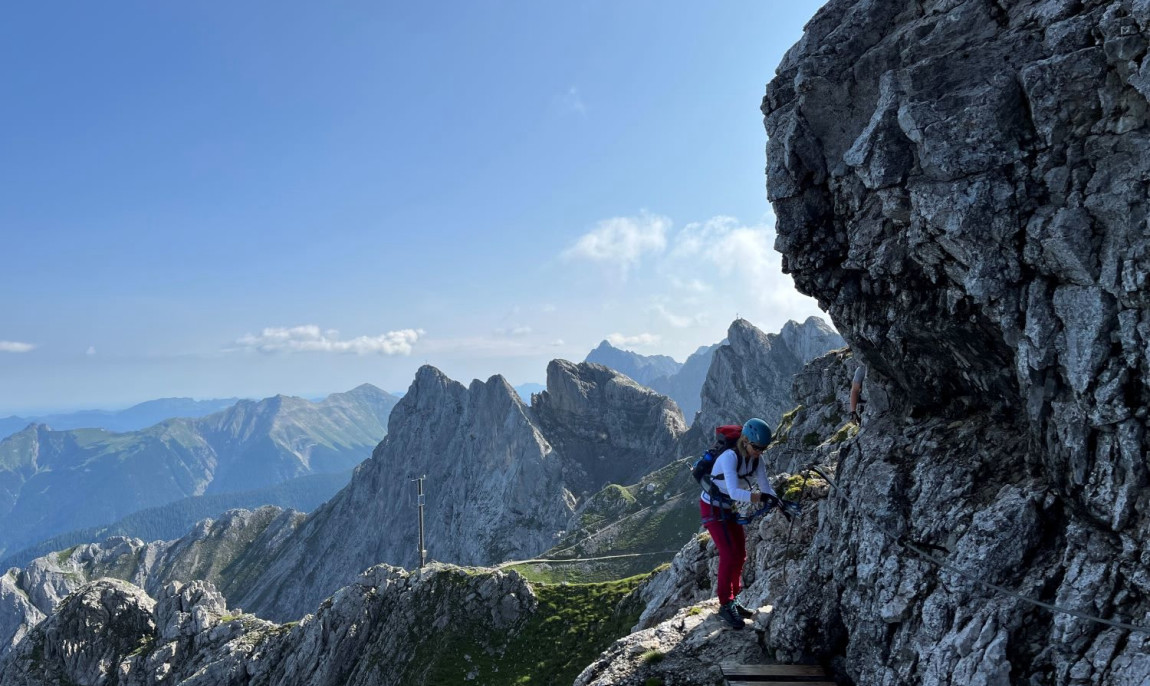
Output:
[726, 681, 836, 686]
[721, 663, 831, 683]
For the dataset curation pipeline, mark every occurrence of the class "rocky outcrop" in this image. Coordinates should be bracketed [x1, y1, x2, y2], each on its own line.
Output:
[755, 0, 1150, 683]
[574, 601, 767, 686]
[0, 506, 300, 658]
[0, 564, 541, 686]
[534, 360, 687, 496]
[0, 571, 43, 656]
[0, 578, 156, 686]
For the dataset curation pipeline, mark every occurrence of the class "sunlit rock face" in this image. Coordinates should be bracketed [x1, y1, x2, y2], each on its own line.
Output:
[682, 317, 844, 454]
[229, 361, 687, 622]
[761, 0, 1150, 683]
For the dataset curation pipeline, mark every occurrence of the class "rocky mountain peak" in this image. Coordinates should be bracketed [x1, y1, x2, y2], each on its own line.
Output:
[779, 316, 844, 365]
[688, 317, 843, 449]
[408, 363, 464, 398]
[467, 374, 526, 412]
[534, 360, 687, 494]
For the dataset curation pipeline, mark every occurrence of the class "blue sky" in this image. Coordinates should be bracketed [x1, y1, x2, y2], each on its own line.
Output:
[1, 1, 828, 415]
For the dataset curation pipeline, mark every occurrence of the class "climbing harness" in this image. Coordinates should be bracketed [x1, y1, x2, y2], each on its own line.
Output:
[807, 462, 1150, 637]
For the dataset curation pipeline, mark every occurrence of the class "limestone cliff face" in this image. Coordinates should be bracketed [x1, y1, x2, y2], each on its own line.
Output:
[756, 0, 1150, 683]
[533, 360, 687, 496]
[685, 316, 844, 453]
[230, 366, 571, 622]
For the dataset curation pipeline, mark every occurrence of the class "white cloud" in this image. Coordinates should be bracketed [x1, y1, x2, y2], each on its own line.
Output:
[563, 86, 587, 115]
[234, 325, 424, 355]
[606, 332, 661, 347]
[650, 304, 708, 329]
[669, 216, 770, 276]
[663, 214, 818, 316]
[0, 341, 35, 353]
[86, 346, 97, 356]
[562, 212, 670, 274]
[541, 304, 557, 313]
[495, 325, 533, 337]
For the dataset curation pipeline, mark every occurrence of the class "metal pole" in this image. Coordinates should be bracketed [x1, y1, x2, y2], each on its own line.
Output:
[414, 475, 427, 568]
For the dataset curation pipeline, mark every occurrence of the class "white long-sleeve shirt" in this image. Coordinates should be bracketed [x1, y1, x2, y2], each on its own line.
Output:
[700, 448, 777, 507]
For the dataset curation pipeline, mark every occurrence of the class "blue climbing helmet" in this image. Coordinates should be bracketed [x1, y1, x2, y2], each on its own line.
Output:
[742, 418, 771, 448]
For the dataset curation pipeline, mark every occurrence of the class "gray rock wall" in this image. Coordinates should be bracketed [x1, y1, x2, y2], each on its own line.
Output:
[760, 0, 1150, 683]
[533, 360, 687, 495]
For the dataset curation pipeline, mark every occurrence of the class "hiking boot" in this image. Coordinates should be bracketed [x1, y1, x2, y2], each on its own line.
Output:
[733, 601, 755, 619]
[717, 602, 745, 629]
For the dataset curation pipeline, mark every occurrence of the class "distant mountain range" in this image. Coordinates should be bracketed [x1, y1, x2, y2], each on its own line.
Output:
[0, 397, 244, 441]
[514, 382, 546, 401]
[584, 340, 720, 422]
[583, 320, 842, 426]
[0, 316, 847, 661]
[0, 384, 398, 558]
[585, 341, 683, 385]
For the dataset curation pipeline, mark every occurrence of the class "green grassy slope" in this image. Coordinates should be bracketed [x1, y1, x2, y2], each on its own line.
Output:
[403, 571, 647, 686]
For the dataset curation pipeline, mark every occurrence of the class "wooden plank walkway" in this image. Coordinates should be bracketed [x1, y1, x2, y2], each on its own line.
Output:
[721, 663, 835, 685]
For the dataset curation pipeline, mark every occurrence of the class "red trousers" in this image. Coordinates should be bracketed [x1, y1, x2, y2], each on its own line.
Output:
[700, 499, 746, 605]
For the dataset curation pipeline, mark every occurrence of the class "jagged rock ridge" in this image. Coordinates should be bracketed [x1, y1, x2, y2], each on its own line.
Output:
[0, 567, 533, 686]
[233, 362, 686, 621]
[683, 316, 843, 452]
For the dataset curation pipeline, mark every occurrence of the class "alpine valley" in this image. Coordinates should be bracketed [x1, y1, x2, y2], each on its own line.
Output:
[0, 385, 399, 560]
[0, 316, 844, 681]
